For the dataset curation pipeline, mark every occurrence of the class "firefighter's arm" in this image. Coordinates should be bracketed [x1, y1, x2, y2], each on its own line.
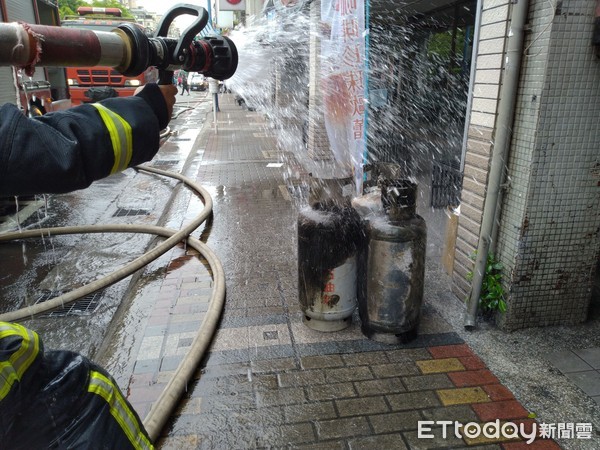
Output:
[0, 83, 176, 197]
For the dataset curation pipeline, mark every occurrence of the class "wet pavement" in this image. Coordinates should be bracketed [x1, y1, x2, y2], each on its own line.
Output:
[2, 91, 599, 448]
[95, 93, 598, 449]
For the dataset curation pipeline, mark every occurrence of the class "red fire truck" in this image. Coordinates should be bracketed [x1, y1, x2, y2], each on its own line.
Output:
[61, 6, 156, 105]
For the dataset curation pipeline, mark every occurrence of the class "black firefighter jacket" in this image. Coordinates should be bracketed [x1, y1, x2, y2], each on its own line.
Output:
[0, 321, 153, 449]
[0, 83, 169, 197]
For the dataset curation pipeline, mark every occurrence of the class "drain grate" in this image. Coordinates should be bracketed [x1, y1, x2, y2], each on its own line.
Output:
[113, 208, 150, 217]
[34, 290, 104, 317]
[287, 184, 308, 199]
[278, 184, 309, 202]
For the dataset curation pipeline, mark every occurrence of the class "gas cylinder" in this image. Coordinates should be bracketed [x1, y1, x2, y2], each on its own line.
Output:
[298, 178, 363, 332]
[356, 180, 427, 343]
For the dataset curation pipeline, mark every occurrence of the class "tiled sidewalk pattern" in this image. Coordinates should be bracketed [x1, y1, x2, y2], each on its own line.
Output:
[128, 251, 214, 418]
[546, 348, 600, 406]
[124, 95, 560, 449]
[158, 343, 560, 449]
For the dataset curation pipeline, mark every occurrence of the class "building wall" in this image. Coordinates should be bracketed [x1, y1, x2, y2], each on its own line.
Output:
[452, 0, 511, 301]
[454, 0, 600, 329]
[496, 0, 600, 329]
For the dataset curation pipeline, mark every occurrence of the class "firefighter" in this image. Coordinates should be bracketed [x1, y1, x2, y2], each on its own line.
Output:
[0, 321, 153, 449]
[0, 83, 177, 197]
[0, 83, 177, 448]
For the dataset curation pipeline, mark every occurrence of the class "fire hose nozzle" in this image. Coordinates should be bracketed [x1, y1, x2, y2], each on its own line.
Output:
[148, 3, 238, 84]
[0, 4, 237, 83]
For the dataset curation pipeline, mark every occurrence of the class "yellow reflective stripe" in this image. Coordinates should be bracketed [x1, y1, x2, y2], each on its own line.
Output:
[0, 322, 40, 401]
[0, 360, 17, 400]
[91, 103, 133, 174]
[88, 370, 153, 450]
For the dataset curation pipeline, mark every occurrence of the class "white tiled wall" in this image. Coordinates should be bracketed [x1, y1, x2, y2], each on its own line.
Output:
[452, 0, 510, 301]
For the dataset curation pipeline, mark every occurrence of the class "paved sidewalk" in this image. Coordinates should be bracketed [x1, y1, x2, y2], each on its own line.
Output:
[124, 94, 562, 449]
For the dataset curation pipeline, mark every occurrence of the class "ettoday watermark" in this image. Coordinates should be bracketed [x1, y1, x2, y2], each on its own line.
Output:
[418, 420, 593, 444]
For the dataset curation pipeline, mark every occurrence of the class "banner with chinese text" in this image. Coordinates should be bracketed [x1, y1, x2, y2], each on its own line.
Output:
[321, 0, 366, 192]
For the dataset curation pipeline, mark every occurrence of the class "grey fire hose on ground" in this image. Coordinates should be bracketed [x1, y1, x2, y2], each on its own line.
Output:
[0, 166, 226, 443]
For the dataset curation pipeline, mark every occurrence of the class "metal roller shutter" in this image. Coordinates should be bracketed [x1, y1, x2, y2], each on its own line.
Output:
[4, 0, 46, 82]
[0, 68, 17, 106]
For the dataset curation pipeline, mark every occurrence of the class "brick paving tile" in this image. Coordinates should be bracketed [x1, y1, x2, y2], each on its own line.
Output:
[132, 358, 160, 375]
[128, 371, 154, 388]
[291, 441, 346, 449]
[249, 373, 279, 390]
[258, 422, 316, 446]
[403, 373, 454, 391]
[161, 277, 181, 287]
[417, 357, 466, 374]
[307, 382, 358, 401]
[403, 428, 466, 448]
[134, 401, 152, 421]
[348, 433, 408, 450]
[128, 382, 167, 404]
[335, 395, 390, 417]
[198, 361, 251, 379]
[154, 297, 175, 309]
[370, 362, 422, 378]
[368, 410, 422, 434]
[354, 376, 407, 396]
[387, 391, 441, 410]
[283, 401, 337, 423]
[278, 369, 327, 387]
[252, 357, 298, 373]
[342, 350, 389, 366]
[429, 344, 476, 359]
[472, 400, 530, 422]
[256, 387, 307, 407]
[448, 369, 501, 387]
[421, 404, 479, 422]
[315, 416, 371, 440]
[147, 314, 171, 327]
[386, 348, 432, 362]
[459, 355, 488, 370]
[436, 386, 490, 406]
[301, 354, 345, 369]
[483, 384, 516, 401]
[324, 366, 373, 383]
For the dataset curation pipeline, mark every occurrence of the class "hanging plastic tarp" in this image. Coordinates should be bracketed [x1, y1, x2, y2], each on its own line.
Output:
[0, 322, 153, 449]
[321, 0, 367, 192]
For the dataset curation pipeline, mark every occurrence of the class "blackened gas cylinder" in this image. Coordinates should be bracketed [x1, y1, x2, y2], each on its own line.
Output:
[357, 180, 427, 343]
[298, 201, 363, 332]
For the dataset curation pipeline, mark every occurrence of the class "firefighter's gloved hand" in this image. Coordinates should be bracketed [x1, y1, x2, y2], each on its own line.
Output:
[134, 83, 177, 125]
